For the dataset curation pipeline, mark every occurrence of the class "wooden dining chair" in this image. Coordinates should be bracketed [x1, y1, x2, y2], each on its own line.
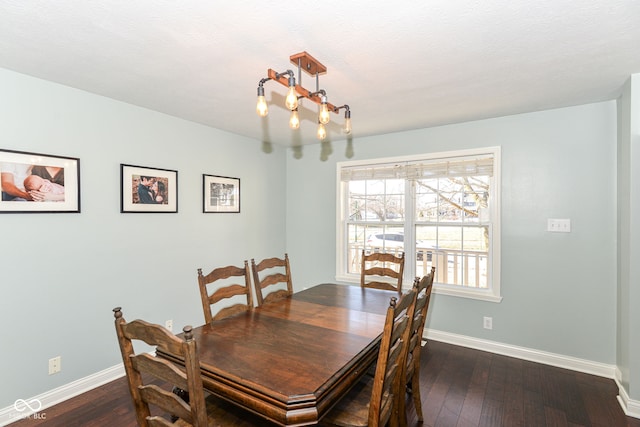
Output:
[402, 268, 435, 424]
[361, 249, 405, 293]
[320, 287, 418, 427]
[197, 261, 253, 323]
[113, 307, 274, 427]
[251, 253, 293, 306]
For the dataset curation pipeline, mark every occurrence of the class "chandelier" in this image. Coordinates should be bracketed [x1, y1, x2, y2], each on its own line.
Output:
[256, 51, 351, 141]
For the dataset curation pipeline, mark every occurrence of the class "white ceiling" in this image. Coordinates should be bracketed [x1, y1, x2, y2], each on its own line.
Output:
[1, 1, 639, 147]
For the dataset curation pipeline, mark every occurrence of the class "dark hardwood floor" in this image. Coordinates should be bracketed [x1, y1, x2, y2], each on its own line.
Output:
[9, 340, 640, 427]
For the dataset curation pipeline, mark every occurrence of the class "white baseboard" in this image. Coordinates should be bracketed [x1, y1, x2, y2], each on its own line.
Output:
[425, 328, 640, 419]
[0, 364, 124, 427]
[615, 367, 640, 418]
[3, 332, 639, 424]
[425, 328, 616, 377]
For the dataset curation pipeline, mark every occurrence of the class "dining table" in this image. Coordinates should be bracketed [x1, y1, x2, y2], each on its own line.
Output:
[157, 283, 399, 426]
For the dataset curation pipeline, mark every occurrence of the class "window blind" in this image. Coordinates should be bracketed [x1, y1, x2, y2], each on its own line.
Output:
[340, 154, 494, 181]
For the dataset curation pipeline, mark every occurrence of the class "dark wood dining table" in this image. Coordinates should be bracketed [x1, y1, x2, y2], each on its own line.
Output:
[158, 283, 398, 426]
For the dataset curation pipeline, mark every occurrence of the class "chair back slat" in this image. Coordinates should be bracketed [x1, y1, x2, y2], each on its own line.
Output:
[209, 283, 251, 304]
[258, 272, 290, 287]
[121, 319, 184, 356]
[139, 384, 193, 423]
[131, 353, 189, 391]
[389, 314, 411, 347]
[408, 313, 423, 350]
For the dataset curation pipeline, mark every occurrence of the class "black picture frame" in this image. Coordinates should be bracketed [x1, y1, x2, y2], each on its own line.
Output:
[203, 174, 240, 213]
[120, 164, 178, 213]
[0, 148, 80, 213]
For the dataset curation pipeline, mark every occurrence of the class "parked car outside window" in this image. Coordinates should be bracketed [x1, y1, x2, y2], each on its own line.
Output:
[366, 232, 430, 260]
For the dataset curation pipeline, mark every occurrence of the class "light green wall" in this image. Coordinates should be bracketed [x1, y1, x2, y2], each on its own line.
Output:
[631, 74, 640, 402]
[1, 64, 631, 409]
[0, 68, 288, 408]
[286, 101, 618, 363]
[617, 74, 640, 401]
[631, 75, 640, 402]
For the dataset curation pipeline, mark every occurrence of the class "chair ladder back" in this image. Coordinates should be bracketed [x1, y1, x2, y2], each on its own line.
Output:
[369, 287, 417, 426]
[410, 268, 435, 358]
[409, 284, 432, 354]
[251, 253, 293, 306]
[197, 261, 253, 323]
[402, 267, 436, 424]
[361, 250, 405, 293]
[113, 308, 208, 427]
[114, 316, 150, 425]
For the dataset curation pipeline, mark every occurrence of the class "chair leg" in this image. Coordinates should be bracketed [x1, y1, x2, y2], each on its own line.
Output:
[411, 369, 423, 422]
[398, 392, 407, 427]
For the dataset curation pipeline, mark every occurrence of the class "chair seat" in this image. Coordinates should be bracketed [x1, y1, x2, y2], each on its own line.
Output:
[320, 375, 392, 427]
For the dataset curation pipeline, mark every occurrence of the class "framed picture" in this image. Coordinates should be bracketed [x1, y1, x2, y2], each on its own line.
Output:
[203, 174, 240, 213]
[0, 148, 80, 213]
[120, 164, 177, 213]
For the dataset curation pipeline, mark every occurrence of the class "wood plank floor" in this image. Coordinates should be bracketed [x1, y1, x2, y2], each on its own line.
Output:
[9, 340, 640, 427]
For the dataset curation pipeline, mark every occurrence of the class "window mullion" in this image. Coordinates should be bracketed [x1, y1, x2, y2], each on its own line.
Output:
[403, 179, 416, 280]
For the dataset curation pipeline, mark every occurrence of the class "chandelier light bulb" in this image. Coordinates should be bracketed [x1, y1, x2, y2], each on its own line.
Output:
[343, 117, 352, 134]
[285, 76, 298, 111]
[319, 96, 331, 125]
[256, 85, 268, 117]
[317, 122, 327, 140]
[289, 109, 300, 130]
[343, 108, 352, 134]
[256, 96, 268, 117]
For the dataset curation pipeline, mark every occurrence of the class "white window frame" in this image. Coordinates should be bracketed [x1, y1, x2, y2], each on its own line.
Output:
[336, 147, 502, 303]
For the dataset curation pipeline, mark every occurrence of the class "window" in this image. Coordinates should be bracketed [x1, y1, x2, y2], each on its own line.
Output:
[336, 147, 501, 302]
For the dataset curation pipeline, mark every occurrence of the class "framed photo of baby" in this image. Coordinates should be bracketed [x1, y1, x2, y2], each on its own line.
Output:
[120, 164, 178, 213]
[0, 148, 80, 213]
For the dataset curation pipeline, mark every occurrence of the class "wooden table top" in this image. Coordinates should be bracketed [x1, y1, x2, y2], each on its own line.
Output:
[161, 283, 398, 426]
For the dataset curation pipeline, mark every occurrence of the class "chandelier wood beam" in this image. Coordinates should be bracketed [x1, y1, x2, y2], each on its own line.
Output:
[266, 68, 340, 114]
[290, 51, 327, 75]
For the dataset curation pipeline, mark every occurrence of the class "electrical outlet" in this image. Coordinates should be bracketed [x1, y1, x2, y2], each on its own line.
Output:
[165, 319, 173, 332]
[483, 316, 493, 330]
[48, 356, 61, 375]
[547, 218, 571, 233]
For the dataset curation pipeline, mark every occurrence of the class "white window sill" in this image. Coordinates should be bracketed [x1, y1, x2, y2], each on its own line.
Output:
[335, 274, 502, 303]
[433, 285, 502, 303]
